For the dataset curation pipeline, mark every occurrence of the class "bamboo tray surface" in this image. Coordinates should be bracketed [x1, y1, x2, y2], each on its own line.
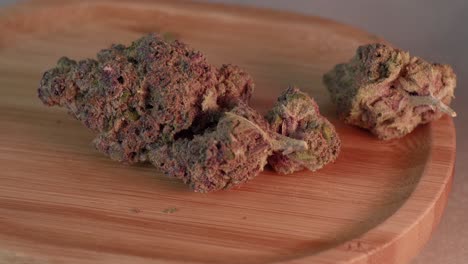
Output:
[0, 1, 455, 263]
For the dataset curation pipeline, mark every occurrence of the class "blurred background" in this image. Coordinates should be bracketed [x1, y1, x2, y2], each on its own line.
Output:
[0, 0, 466, 263]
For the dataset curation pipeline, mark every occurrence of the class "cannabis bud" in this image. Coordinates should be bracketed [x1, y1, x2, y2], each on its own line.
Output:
[324, 43, 456, 140]
[148, 104, 272, 192]
[38, 33, 253, 164]
[266, 87, 341, 174]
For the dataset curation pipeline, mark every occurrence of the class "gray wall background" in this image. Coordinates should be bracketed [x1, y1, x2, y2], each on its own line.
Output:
[1, 0, 466, 263]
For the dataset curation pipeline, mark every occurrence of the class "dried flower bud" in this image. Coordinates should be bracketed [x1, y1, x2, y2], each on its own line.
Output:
[266, 87, 341, 174]
[38, 33, 253, 163]
[324, 43, 456, 140]
[148, 104, 273, 192]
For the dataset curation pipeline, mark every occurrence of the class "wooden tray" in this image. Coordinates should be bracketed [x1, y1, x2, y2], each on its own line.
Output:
[0, 1, 456, 263]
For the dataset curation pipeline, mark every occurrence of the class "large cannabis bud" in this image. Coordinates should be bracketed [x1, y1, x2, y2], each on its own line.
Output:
[38, 33, 341, 192]
[324, 43, 456, 140]
[38, 34, 253, 164]
[266, 87, 341, 174]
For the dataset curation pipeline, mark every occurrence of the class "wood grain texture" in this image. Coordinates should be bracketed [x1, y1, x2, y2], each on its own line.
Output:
[0, 0, 456, 263]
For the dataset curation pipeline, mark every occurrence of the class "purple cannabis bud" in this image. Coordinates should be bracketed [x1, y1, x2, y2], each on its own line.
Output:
[148, 104, 272, 192]
[266, 87, 341, 174]
[38, 33, 253, 163]
[323, 43, 456, 140]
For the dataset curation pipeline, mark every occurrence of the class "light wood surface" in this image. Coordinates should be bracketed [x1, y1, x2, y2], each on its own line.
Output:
[0, 0, 456, 263]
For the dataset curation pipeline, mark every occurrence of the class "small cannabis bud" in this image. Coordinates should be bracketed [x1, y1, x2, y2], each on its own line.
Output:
[324, 43, 456, 140]
[38, 33, 341, 192]
[266, 87, 341, 174]
[38, 33, 253, 164]
[148, 104, 271, 192]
